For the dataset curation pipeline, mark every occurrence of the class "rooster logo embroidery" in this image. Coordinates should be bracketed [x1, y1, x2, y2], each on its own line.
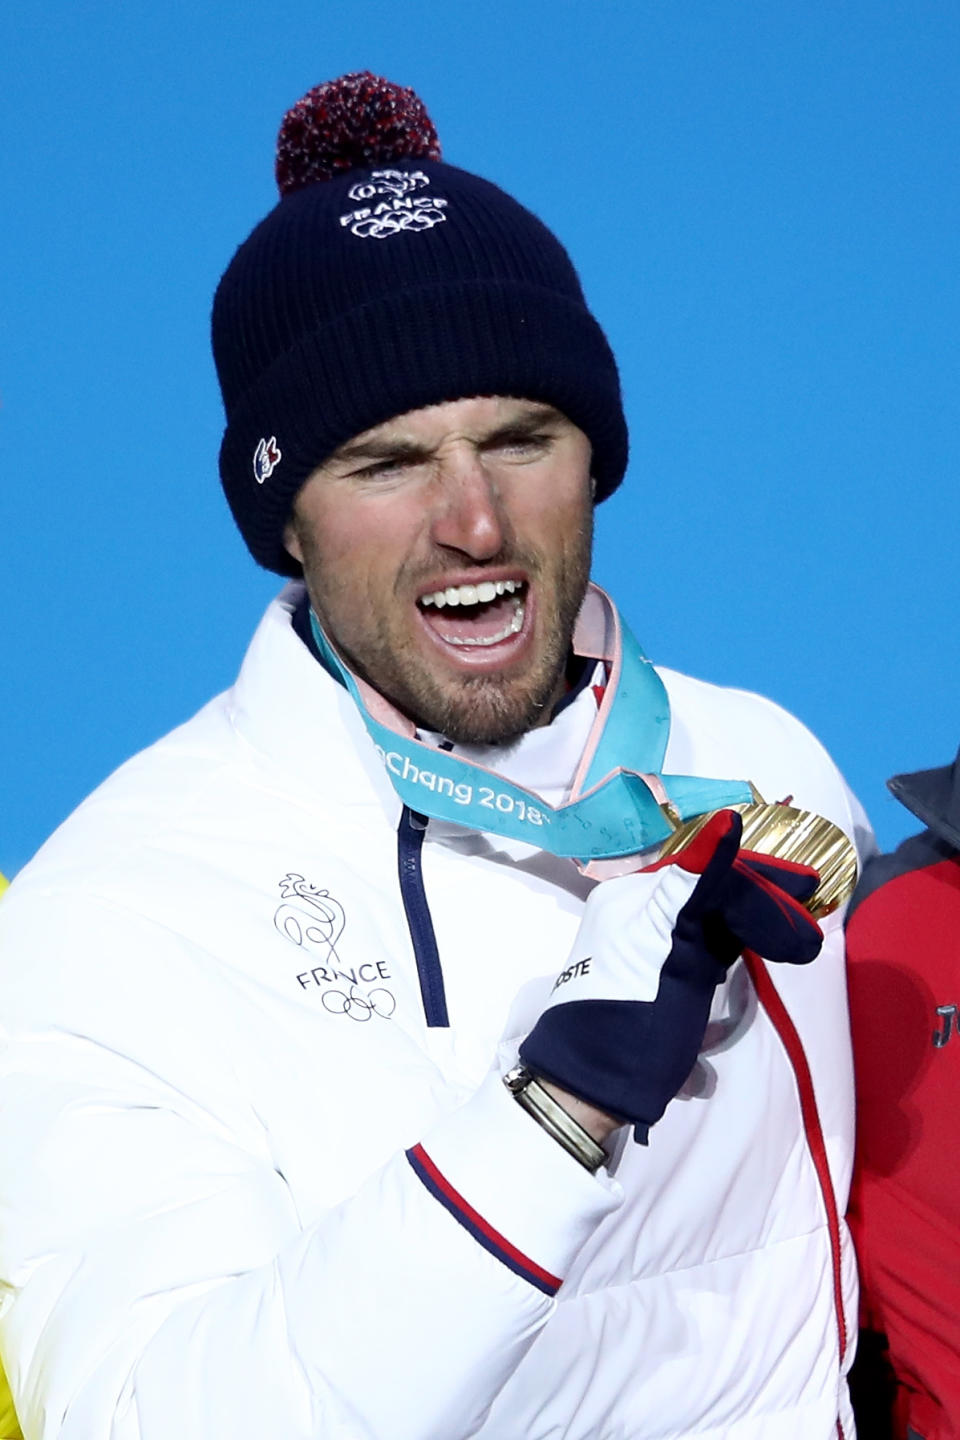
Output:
[253, 436, 282, 484]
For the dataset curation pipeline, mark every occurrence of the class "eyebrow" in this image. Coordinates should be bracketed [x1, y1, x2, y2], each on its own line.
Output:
[330, 404, 565, 467]
[479, 406, 564, 443]
[332, 435, 432, 465]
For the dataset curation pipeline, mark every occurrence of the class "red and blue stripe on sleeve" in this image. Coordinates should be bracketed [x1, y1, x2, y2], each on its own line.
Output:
[406, 1143, 562, 1297]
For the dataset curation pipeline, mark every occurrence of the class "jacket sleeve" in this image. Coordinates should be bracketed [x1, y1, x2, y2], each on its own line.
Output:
[0, 893, 619, 1440]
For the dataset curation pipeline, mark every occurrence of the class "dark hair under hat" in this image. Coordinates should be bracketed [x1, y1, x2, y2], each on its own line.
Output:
[212, 71, 628, 576]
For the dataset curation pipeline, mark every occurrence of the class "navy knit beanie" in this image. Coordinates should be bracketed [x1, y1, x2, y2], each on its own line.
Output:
[212, 72, 628, 576]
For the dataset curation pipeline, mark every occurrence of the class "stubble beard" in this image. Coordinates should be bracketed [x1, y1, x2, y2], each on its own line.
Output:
[301, 527, 593, 748]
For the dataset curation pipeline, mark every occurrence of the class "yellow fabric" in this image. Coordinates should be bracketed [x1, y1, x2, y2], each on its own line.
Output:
[0, 1386, 20, 1440]
[0, 875, 22, 1437]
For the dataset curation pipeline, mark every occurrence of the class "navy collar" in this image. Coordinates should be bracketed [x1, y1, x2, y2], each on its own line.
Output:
[888, 745, 960, 851]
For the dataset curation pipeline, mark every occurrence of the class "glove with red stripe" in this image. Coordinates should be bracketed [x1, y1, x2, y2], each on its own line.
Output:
[519, 810, 823, 1143]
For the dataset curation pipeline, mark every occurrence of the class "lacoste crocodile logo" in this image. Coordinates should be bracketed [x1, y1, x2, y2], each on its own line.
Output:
[253, 436, 282, 484]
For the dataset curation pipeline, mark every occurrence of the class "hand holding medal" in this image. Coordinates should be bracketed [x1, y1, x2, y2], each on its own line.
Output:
[519, 809, 829, 1147]
[657, 791, 859, 919]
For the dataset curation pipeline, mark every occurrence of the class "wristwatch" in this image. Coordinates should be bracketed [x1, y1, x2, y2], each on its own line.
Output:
[503, 1065, 606, 1174]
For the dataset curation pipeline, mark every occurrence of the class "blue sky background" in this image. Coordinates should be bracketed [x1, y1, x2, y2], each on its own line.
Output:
[2, 1, 957, 879]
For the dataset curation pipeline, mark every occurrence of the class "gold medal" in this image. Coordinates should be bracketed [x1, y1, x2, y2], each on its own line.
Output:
[656, 792, 858, 919]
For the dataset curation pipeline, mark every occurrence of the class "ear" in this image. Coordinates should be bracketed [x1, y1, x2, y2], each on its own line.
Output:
[283, 515, 305, 565]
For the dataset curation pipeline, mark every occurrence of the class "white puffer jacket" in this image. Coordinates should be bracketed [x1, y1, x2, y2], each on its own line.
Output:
[0, 586, 872, 1440]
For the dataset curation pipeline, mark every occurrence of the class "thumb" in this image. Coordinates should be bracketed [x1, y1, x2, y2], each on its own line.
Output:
[721, 859, 823, 964]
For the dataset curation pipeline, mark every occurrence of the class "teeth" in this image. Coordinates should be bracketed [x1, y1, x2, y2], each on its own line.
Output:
[420, 579, 524, 608]
[443, 596, 525, 647]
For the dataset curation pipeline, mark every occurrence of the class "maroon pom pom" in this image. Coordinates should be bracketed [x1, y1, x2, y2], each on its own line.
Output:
[276, 71, 442, 196]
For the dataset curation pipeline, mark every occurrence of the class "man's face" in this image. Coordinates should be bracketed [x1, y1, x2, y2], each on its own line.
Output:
[284, 396, 594, 745]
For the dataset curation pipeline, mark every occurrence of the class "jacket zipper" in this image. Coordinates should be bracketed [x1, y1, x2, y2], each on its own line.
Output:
[397, 806, 449, 1027]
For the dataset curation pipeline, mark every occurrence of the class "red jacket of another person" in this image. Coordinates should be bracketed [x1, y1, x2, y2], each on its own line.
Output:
[848, 747, 960, 1440]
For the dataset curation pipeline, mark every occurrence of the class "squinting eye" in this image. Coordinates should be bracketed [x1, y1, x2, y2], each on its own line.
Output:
[358, 458, 408, 478]
[496, 434, 551, 456]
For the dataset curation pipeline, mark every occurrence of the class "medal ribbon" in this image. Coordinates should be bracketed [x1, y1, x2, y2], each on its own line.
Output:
[309, 585, 753, 861]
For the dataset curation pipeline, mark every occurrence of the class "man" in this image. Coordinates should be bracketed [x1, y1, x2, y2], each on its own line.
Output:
[0, 72, 870, 1438]
[847, 746, 960, 1440]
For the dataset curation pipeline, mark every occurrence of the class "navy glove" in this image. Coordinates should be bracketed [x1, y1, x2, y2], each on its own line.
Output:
[519, 810, 823, 1142]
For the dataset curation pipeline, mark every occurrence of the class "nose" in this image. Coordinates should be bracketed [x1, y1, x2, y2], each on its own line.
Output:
[428, 449, 506, 560]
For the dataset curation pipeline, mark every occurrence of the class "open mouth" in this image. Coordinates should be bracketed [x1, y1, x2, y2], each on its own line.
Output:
[418, 579, 527, 648]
